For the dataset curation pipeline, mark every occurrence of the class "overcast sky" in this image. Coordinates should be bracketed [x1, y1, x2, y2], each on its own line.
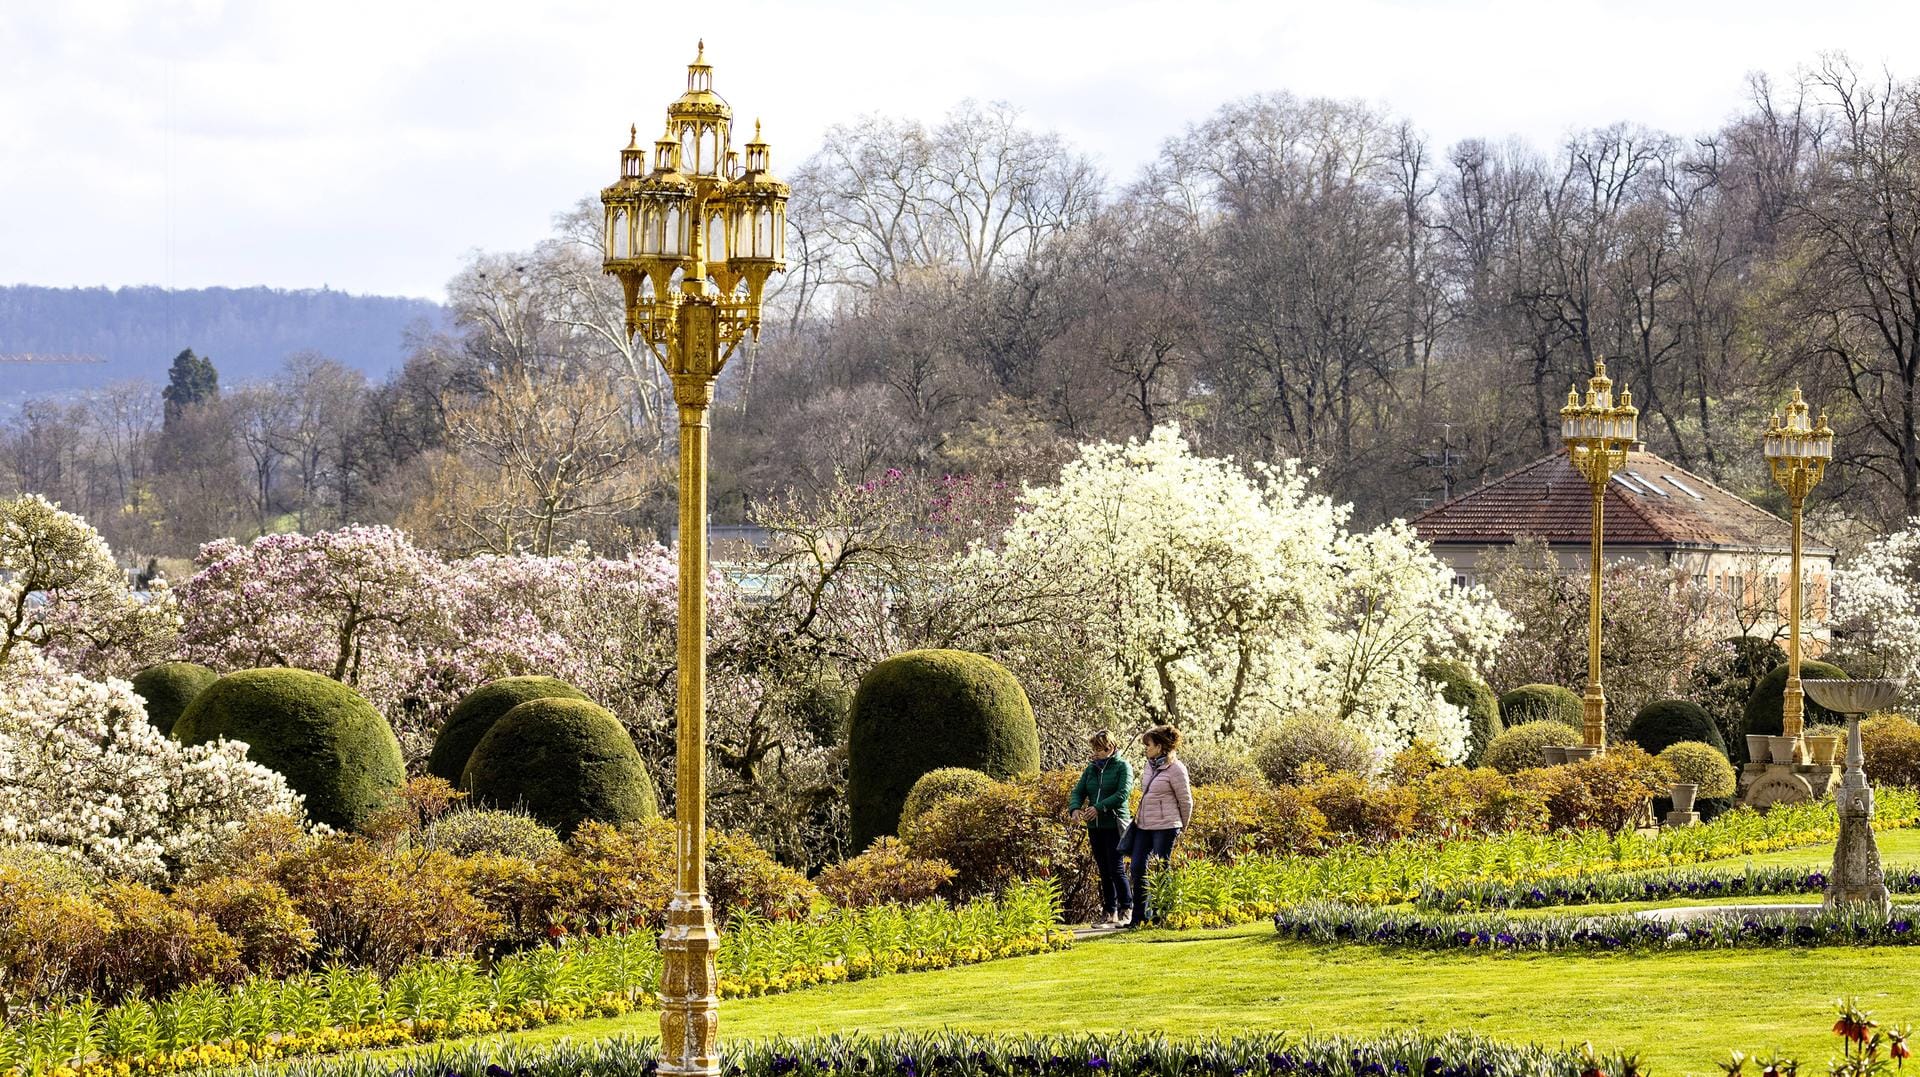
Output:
[3, 0, 1916, 301]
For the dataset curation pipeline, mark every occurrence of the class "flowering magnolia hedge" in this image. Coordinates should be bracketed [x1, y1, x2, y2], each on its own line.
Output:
[1272, 901, 1920, 953]
[209, 1031, 1635, 1077]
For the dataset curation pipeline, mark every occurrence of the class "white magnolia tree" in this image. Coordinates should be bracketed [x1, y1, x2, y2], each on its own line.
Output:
[0, 655, 304, 881]
[0, 493, 179, 677]
[1830, 520, 1920, 683]
[961, 426, 1512, 759]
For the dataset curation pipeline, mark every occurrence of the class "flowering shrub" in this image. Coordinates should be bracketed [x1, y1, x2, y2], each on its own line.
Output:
[1301, 773, 1418, 844]
[0, 885, 1069, 1077]
[706, 830, 819, 922]
[813, 838, 956, 907]
[1181, 782, 1327, 860]
[0, 657, 304, 881]
[420, 808, 562, 860]
[1405, 767, 1548, 839]
[1253, 715, 1380, 784]
[1513, 745, 1671, 832]
[901, 778, 1078, 902]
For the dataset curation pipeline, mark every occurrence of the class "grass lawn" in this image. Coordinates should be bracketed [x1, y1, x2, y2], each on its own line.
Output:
[426, 831, 1920, 1077]
[1697, 826, 1920, 870]
[512, 923, 1915, 1077]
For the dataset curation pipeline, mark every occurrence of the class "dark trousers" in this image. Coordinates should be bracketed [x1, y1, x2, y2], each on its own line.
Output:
[1087, 824, 1131, 916]
[1126, 826, 1179, 923]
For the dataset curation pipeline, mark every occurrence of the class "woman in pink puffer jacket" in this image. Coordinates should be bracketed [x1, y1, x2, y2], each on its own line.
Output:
[1125, 723, 1192, 927]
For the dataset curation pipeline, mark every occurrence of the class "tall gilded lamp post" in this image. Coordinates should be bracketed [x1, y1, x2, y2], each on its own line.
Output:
[599, 42, 788, 1077]
[1761, 388, 1834, 756]
[1560, 358, 1639, 752]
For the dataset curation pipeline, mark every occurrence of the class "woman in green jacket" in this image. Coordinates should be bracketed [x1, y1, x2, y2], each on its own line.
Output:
[1068, 730, 1134, 925]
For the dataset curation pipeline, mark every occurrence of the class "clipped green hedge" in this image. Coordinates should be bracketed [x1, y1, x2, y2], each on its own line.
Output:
[172, 667, 405, 831]
[130, 661, 219, 736]
[1658, 741, 1738, 799]
[1626, 699, 1727, 758]
[847, 649, 1040, 849]
[463, 697, 657, 837]
[900, 767, 997, 829]
[426, 675, 589, 784]
[1741, 660, 1847, 751]
[1420, 659, 1501, 765]
[1482, 719, 1581, 775]
[1496, 684, 1584, 728]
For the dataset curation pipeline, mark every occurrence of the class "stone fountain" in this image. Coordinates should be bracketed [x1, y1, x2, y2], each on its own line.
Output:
[1802, 678, 1900, 918]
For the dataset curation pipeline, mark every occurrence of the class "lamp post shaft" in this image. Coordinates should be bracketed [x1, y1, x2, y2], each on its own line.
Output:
[660, 328, 720, 1077]
[1584, 475, 1607, 748]
[1784, 490, 1806, 742]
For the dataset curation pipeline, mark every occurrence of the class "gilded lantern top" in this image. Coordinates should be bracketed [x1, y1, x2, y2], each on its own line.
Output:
[1762, 387, 1835, 462]
[1560, 357, 1639, 445]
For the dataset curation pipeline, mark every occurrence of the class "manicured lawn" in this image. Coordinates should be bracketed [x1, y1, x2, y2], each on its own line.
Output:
[513, 922, 1914, 1077]
[440, 831, 1920, 1077]
[1699, 826, 1920, 870]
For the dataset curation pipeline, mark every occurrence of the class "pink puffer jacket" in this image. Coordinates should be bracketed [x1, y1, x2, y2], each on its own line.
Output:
[1133, 756, 1192, 831]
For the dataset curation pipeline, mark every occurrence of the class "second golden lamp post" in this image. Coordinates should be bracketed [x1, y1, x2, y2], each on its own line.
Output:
[598, 43, 789, 1077]
[1762, 389, 1835, 758]
[1560, 358, 1639, 753]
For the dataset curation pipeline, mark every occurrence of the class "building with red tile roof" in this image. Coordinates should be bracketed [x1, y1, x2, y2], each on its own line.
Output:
[1410, 448, 1834, 634]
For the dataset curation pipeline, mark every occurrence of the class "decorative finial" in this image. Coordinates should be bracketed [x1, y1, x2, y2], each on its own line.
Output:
[696, 39, 705, 61]
[628, 124, 638, 148]
[755, 118, 762, 141]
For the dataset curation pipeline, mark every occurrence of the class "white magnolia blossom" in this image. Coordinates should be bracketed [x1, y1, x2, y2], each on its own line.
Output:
[0, 655, 304, 881]
[963, 425, 1513, 760]
[1830, 519, 1920, 683]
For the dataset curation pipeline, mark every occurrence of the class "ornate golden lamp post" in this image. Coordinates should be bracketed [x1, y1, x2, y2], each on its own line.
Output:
[1560, 358, 1639, 752]
[599, 42, 787, 1077]
[1762, 388, 1834, 756]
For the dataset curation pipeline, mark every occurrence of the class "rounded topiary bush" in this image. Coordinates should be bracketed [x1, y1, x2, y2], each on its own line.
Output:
[1482, 719, 1581, 775]
[173, 667, 405, 831]
[130, 661, 219, 736]
[847, 649, 1041, 850]
[899, 767, 997, 829]
[462, 697, 656, 838]
[1626, 699, 1728, 758]
[427, 676, 590, 785]
[1420, 659, 1501, 766]
[421, 808, 562, 859]
[1741, 660, 1847, 748]
[1657, 740, 1737, 799]
[1497, 684, 1584, 728]
[1253, 715, 1376, 786]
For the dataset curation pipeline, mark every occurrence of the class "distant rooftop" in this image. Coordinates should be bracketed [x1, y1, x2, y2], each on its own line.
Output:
[1409, 449, 1833, 555]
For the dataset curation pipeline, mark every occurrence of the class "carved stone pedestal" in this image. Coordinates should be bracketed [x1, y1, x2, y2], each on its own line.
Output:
[1663, 810, 1700, 828]
[1739, 762, 1839, 809]
[1827, 714, 1891, 917]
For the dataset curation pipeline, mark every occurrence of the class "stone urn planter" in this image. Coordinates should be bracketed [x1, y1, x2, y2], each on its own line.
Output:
[1803, 678, 1904, 917]
[1746, 735, 1771, 764]
[1806, 735, 1840, 767]
[1670, 782, 1699, 814]
[1768, 735, 1801, 765]
[1563, 745, 1600, 762]
[1540, 745, 1569, 766]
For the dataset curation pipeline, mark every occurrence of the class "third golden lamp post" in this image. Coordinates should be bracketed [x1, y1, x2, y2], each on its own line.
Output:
[1559, 358, 1639, 754]
[1762, 388, 1835, 760]
[597, 42, 789, 1077]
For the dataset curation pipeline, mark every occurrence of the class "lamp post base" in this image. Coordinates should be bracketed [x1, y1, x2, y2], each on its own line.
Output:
[1581, 688, 1606, 752]
[659, 894, 721, 1077]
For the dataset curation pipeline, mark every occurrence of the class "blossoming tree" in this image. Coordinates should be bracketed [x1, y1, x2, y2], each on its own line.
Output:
[0, 655, 303, 881]
[0, 493, 179, 677]
[960, 426, 1512, 759]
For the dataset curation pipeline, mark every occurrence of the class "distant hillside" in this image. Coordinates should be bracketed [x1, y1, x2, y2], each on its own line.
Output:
[0, 285, 446, 402]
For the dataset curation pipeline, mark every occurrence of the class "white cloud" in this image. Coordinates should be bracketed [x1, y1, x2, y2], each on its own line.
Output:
[2, 0, 1916, 299]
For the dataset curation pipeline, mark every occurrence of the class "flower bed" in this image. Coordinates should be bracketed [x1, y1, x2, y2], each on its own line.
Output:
[1152, 793, 1920, 929]
[1271, 900, 1920, 953]
[0, 883, 1068, 1077]
[210, 1030, 1633, 1077]
[1416, 866, 1920, 912]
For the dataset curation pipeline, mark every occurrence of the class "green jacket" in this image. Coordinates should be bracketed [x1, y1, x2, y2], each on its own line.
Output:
[1068, 756, 1134, 830]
